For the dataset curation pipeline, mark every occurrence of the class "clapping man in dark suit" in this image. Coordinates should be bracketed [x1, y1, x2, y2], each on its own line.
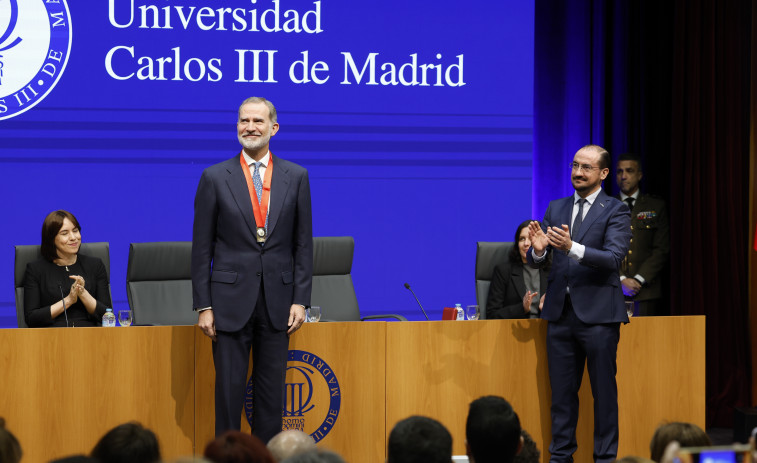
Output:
[192, 97, 313, 442]
[528, 144, 631, 462]
[615, 153, 670, 316]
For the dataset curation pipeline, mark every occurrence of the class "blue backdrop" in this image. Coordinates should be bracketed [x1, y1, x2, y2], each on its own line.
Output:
[0, 0, 534, 326]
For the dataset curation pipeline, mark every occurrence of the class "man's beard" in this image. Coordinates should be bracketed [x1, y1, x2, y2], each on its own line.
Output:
[572, 176, 595, 194]
[238, 132, 270, 151]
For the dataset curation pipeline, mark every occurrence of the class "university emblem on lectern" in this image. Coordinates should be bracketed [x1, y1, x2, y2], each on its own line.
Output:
[0, 0, 72, 120]
[245, 350, 342, 442]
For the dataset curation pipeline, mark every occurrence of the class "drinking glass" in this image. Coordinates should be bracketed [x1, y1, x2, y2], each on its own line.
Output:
[625, 301, 635, 318]
[118, 310, 133, 327]
[466, 305, 480, 321]
[307, 306, 321, 323]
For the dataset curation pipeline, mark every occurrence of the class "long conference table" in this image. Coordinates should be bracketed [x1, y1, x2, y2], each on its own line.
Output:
[0, 317, 704, 463]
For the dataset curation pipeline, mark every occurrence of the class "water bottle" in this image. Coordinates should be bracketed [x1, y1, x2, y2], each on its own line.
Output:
[455, 303, 464, 321]
[102, 308, 116, 327]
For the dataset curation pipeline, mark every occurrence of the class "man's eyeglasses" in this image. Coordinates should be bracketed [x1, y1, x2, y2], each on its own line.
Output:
[570, 162, 601, 173]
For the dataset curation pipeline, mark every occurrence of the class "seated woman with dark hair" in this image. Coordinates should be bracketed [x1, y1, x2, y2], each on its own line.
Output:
[23, 210, 111, 327]
[486, 220, 550, 319]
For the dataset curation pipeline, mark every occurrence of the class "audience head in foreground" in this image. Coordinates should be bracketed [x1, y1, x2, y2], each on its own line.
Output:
[649, 422, 710, 463]
[615, 457, 655, 463]
[512, 429, 540, 463]
[90, 422, 161, 463]
[267, 430, 316, 462]
[50, 457, 98, 463]
[204, 431, 275, 463]
[0, 417, 22, 463]
[466, 396, 522, 463]
[387, 415, 452, 463]
[280, 449, 345, 463]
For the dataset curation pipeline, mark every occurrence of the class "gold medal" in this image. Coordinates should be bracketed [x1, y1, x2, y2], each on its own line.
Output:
[256, 227, 266, 242]
[256, 227, 267, 243]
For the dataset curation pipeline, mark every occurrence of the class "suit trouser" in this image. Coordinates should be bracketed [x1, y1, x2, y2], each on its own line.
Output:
[212, 287, 289, 443]
[547, 296, 620, 463]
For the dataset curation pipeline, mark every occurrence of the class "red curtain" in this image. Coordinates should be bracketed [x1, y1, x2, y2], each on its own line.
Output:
[669, 0, 752, 426]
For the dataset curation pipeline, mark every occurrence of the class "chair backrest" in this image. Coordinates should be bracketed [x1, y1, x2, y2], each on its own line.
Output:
[475, 242, 513, 318]
[311, 237, 360, 321]
[14, 242, 112, 328]
[126, 241, 195, 326]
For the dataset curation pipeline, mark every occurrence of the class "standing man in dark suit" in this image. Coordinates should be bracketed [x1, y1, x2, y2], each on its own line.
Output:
[615, 153, 670, 316]
[192, 97, 313, 442]
[528, 144, 631, 463]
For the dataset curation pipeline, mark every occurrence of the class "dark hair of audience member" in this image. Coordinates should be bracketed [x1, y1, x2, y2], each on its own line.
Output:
[280, 449, 346, 463]
[387, 415, 452, 463]
[204, 431, 275, 463]
[615, 456, 654, 463]
[513, 429, 540, 463]
[0, 417, 22, 463]
[649, 422, 711, 462]
[50, 456, 99, 463]
[90, 421, 161, 463]
[172, 458, 213, 463]
[466, 396, 521, 463]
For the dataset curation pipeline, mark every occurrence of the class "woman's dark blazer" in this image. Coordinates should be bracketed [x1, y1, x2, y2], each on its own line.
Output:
[486, 260, 549, 319]
[23, 253, 111, 327]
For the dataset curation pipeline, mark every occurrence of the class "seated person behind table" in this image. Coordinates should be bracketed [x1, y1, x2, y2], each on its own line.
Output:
[486, 220, 550, 319]
[23, 210, 111, 327]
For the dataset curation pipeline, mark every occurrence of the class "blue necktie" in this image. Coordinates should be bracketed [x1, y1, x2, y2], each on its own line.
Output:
[572, 198, 586, 237]
[252, 162, 269, 230]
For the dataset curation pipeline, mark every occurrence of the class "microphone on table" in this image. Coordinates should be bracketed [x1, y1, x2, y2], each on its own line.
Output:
[403, 283, 429, 321]
[58, 283, 70, 328]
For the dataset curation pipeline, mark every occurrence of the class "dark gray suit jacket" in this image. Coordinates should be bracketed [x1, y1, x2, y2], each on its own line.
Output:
[486, 260, 548, 319]
[191, 153, 313, 332]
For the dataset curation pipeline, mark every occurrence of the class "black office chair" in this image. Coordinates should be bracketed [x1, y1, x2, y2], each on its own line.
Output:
[126, 241, 195, 326]
[312, 236, 406, 321]
[474, 242, 513, 319]
[14, 242, 112, 328]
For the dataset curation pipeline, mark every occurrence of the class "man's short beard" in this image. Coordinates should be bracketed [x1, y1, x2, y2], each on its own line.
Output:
[238, 134, 270, 151]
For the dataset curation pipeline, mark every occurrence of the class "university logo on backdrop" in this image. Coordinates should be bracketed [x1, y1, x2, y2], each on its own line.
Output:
[0, 0, 71, 121]
[245, 350, 341, 442]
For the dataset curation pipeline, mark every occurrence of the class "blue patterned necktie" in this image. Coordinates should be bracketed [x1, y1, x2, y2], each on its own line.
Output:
[252, 162, 269, 229]
[252, 162, 263, 204]
[572, 198, 586, 237]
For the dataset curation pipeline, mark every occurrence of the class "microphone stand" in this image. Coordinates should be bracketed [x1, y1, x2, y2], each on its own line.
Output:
[58, 284, 70, 328]
[404, 283, 429, 321]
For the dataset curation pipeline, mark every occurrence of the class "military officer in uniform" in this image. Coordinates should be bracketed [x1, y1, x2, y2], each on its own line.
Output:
[615, 153, 670, 316]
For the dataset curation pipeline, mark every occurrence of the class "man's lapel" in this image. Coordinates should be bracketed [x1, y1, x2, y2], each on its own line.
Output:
[267, 153, 290, 238]
[574, 189, 610, 242]
[561, 195, 574, 230]
[225, 154, 259, 239]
